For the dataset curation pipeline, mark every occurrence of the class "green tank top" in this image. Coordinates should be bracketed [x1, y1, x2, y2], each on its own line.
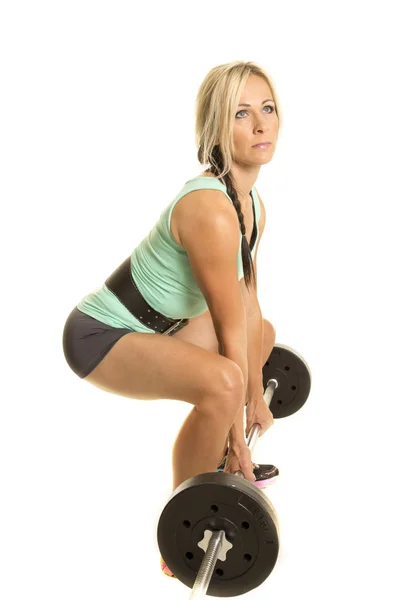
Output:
[76, 176, 260, 332]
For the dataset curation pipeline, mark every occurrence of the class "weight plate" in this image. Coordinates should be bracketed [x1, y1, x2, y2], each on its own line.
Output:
[157, 471, 280, 597]
[263, 343, 312, 418]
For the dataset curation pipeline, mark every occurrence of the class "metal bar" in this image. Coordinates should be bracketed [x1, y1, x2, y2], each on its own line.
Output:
[264, 378, 278, 408]
[246, 423, 262, 455]
[186, 378, 278, 599]
[189, 531, 225, 600]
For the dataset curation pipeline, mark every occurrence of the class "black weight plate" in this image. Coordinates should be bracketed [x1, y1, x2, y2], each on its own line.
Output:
[157, 472, 280, 597]
[263, 343, 312, 418]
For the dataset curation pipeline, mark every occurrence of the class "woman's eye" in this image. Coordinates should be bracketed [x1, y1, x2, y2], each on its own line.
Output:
[236, 105, 274, 118]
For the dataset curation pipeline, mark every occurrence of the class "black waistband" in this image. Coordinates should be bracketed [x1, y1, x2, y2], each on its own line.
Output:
[104, 256, 189, 335]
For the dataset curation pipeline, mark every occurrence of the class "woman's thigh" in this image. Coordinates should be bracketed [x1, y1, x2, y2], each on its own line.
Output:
[173, 309, 276, 358]
[172, 310, 220, 352]
[62, 306, 244, 410]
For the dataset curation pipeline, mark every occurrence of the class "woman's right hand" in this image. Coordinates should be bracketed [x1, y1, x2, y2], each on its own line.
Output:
[223, 445, 255, 483]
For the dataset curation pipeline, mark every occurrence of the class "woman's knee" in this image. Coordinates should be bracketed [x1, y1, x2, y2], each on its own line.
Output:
[263, 318, 276, 344]
[200, 360, 245, 418]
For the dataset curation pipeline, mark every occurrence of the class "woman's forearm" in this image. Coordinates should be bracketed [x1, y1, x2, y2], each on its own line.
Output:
[217, 333, 248, 451]
[228, 401, 247, 451]
[245, 306, 264, 400]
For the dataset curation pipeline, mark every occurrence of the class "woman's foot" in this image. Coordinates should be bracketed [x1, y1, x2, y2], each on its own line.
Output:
[216, 448, 279, 489]
[250, 462, 280, 488]
[160, 556, 176, 578]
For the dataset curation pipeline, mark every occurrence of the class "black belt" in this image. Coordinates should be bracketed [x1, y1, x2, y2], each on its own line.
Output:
[105, 256, 189, 335]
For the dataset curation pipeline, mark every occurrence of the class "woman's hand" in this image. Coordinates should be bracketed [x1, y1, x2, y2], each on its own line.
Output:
[245, 391, 275, 438]
[223, 445, 255, 482]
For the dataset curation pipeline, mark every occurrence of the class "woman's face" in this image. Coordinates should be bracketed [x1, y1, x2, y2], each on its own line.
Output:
[232, 74, 279, 167]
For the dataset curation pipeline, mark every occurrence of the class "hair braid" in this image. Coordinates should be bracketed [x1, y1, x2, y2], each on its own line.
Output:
[207, 145, 256, 289]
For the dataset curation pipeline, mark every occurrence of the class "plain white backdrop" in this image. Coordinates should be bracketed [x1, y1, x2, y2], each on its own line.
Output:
[1, 1, 399, 599]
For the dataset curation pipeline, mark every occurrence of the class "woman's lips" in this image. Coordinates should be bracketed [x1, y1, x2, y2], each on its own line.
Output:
[252, 142, 272, 148]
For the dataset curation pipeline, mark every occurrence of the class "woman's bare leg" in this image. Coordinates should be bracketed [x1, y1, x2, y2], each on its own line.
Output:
[172, 403, 234, 489]
[82, 331, 243, 490]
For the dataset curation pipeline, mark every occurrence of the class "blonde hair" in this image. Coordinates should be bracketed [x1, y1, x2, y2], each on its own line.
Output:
[195, 61, 282, 288]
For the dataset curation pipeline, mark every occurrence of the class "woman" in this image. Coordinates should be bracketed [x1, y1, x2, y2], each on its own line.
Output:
[62, 60, 281, 576]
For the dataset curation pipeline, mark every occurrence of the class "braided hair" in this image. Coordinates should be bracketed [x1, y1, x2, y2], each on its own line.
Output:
[207, 145, 256, 289]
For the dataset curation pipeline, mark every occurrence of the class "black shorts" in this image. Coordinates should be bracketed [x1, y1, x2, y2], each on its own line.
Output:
[62, 306, 137, 379]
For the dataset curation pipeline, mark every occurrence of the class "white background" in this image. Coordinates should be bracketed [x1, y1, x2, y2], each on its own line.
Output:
[1, 1, 399, 599]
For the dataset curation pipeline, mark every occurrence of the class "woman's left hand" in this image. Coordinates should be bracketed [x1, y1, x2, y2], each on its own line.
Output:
[245, 390, 275, 438]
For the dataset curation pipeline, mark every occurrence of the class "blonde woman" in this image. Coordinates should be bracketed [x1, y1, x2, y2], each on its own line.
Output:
[62, 60, 281, 577]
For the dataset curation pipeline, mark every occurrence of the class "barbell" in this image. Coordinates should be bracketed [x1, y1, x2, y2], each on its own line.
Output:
[157, 343, 312, 598]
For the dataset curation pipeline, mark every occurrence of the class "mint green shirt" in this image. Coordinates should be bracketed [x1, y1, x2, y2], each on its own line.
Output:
[76, 176, 260, 332]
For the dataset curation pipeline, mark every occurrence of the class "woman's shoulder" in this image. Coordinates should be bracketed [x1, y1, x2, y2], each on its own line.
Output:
[177, 173, 233, 216]
[169, 174, 235, 248]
